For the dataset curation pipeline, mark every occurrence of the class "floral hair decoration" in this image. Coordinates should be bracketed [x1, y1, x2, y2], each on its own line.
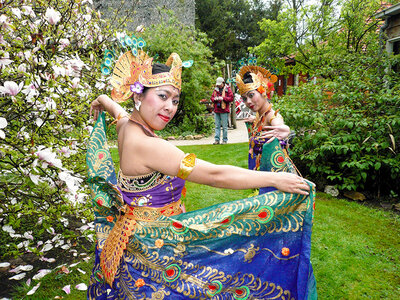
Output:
[100, 34, 193, 103]
[235, 65, 277, 96]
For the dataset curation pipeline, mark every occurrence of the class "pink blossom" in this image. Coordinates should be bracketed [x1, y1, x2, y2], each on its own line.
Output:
[0, 52, 12, 67]
[21, 6, 36, 18]
[75, 283, 88, 291]
[62, 285, 71, 294]
[27, 282, 40, 295]
[44, 8, 61, 25]
[0, 81, 23, 96]
[58, 38, 70, 50]
[71, 77, 80, 89]
[136, 25, 145, 33]
[0, 14, 12, 31]
[11, 8, 21, 19]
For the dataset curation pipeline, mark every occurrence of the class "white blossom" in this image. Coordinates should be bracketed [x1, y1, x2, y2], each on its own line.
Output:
[26, 282, 41, 295]
[0, 81, 23, 96]
[62, 285, 71, 294]
[32, 269, 52, 280]
[0, 52, 12, 67]
[21, 6, 36, 18]
[0, 117, 7, 139]
[10, 273, 26, 280]
[75, 283, 88, 291]
[44, 8, 61, 25]
[11, 8, 22, 19]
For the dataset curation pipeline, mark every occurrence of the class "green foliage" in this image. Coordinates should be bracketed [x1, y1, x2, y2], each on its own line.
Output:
[276, 52, 400, 197]
[138, 11, 221, 133]
[195, 0, 277, 62]
[0, 0, 116, 259]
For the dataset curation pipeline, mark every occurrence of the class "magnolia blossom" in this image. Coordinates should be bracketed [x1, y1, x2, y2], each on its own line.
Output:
[0, 14, 12, 31]
[58, 38, 70, 50]
[63, 285, 71, 294]
[10, 273, 26, 280]
[35, 147, 63, 169]
[136, 25, 145, 33]
[0, 81, 23, 96]
[0, 52, 12, 67]
[21, 5, 35, 17]
[0, 117, 7, 139]
[11, 8, 21, 19]
[32, 269, 52, 280]
[71, 77, 80, 89]
[59, 171, 83, 194]
[75, 283, 88, 291]
[27, 283, 41, 296]
[44, 8, 61, 25]
[44, 97, 56, 110]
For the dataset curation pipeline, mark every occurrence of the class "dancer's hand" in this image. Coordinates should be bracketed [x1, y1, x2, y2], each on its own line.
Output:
[272, 172, 311, 195]
[89, 98, 104, 121]
[260, 125, 290, 143]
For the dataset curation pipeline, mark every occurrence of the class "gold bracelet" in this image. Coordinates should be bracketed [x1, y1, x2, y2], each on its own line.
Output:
[177, 153, 196, 180]
[110, 112, 129, 125]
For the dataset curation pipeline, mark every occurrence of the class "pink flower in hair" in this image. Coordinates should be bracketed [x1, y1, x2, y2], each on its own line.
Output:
[130, 81, 144, 94]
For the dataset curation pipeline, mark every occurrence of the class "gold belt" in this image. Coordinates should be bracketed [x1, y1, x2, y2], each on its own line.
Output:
[100, 200, 183, 286]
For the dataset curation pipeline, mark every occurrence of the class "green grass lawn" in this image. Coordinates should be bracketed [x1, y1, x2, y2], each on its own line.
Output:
[15, 143, 400, 299]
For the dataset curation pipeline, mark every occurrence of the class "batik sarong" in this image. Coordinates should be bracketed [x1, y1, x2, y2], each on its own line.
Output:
[86, 113, 317, 299]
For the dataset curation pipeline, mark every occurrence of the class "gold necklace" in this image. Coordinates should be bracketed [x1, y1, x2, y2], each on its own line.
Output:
[251, 103, 272, 138]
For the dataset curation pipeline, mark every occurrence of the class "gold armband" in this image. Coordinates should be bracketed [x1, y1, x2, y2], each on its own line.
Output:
[177, 153, 196, 180]
[269, 109, 282, 123]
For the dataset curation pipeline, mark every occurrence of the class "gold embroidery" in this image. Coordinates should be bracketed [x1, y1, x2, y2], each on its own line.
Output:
[177, 153, 196, 180]
[100, 200, 183, 285]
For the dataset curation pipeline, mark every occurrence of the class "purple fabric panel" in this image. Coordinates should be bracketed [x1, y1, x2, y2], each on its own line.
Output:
[118, 176, 185, 207]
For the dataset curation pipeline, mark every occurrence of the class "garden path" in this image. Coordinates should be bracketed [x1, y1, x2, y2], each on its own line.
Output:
[169, 119, 249, 146]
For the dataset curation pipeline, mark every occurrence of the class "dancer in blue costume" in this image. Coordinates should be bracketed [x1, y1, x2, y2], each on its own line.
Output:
[86, 45, 316, 299]
[236, 66, 299, 194]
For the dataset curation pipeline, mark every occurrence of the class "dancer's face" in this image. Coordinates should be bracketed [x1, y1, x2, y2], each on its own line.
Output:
[241, 89, 268, 113]
[137, 85, 180, 131]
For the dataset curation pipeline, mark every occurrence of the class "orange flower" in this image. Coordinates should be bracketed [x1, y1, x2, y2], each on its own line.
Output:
[281, 247, 290, 256]
[257, 85, 266, 95]
[135, 278, 145, 287]
[106, 216, 114, 222]
[155, 239, 164, 248]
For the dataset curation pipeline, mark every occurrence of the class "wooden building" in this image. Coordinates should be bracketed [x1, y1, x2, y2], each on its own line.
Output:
[375, 3, 400, 56]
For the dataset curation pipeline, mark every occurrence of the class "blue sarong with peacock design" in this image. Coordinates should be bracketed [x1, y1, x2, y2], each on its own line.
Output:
[86, 113, 317, 299]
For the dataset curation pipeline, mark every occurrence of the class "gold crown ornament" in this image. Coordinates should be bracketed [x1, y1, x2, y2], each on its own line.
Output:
[100, 34, 190, 103]
[236, 65, 278, 96]
[109, 51, 183, 103]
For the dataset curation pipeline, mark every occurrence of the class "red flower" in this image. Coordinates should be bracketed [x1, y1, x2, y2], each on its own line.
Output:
[135, 278, 145, 287]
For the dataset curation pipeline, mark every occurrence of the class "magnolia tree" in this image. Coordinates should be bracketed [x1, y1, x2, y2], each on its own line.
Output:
[0, 0, 116, 259]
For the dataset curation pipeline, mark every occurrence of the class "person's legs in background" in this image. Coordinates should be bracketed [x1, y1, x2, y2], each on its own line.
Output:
[221, 113, 229, 144]
[214, 112, 221, 144]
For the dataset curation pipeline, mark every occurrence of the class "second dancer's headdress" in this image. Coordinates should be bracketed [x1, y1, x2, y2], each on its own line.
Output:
[235, 65, 277, 96]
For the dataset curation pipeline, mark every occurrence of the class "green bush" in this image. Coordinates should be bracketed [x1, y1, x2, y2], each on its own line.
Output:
[276, 53, 400, 199]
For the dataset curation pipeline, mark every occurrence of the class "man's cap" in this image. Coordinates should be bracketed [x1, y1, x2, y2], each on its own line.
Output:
[215, 77, 224, 85]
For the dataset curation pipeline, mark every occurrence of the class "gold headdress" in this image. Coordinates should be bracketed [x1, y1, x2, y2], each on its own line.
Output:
[236, 65, 278, 96]
[109, 50, 183, 103]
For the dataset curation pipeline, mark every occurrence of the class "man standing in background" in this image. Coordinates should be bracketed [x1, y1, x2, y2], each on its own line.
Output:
[211, 77, 234, 144]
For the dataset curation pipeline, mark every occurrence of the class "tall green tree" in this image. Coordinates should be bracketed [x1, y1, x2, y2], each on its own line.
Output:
[195, 0, 280, 62]
[140, 12, 220, 135]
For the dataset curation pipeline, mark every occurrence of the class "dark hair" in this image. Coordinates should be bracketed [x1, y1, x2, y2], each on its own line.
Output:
[243, 71, 253, 84]
[142, 63, 171, 94]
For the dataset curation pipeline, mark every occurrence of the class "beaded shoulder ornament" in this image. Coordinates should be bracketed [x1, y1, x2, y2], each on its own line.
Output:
[236, 65, 278, 96]
[100, 33, 193, 103]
